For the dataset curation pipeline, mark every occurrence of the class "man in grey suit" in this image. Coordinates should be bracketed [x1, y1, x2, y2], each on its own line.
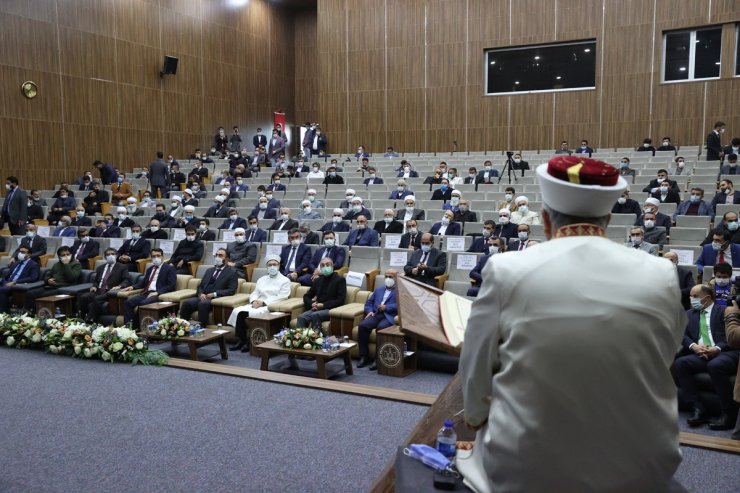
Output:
[226, 228, 258, 279]
[268, 129, 286, 166]
[3, 176, 28, 235]
[148, 151, 169, 199]
[626, 226, 658, 256]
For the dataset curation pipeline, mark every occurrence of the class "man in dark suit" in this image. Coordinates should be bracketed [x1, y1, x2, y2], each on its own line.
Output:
[700, 211, 740, 246]
[320, 209, 351, 233]
[404, 233, 447, 286]
[25, 246, 83, 312]
[710, 179, 740, 213]
[357, 269, 399, 370]
[673, 284, 740, 430]
[431, 179, 453, 201]
[195, 218, 216, 242]
[374, 209, 404, 236]
[344, 198, 372, 221]
[639, 212, 668, 247]
[92, 215, 121, 238]
[244, 216, 268, 243]
[344, 216, 380, 247]
[363, 167, 384, 186]
[204, 195, 229, 218]
[280, 229, 312, 282]
[2, 176, 28, 235]
[250, 197, 279, 221]
[296, 257, 347, 331]
[454, 200, 478, 223]
[322, 165, 345, 185]
[476, 161, 499, 185]
[664, 251, 695, 310]
[77, 248, 132, 322]
[298, 231, 346, 286]
[11, 224, 47, 264]
[389, 180, 413, 201]
[169, 227, 204, 274]
[650, 186, 681, 205]
[0, 245, 41, 312]
[219, 209, 248, 230]
[399, 220, 422, 250]
[269, 208, 299, 231]
[611, 190, 642, 218]
[226, 228, 258, 279]
[507, 224, 533, 252]
[179, 248, 238, 326]
[112, 207, 136, 229]
[469, 221, 498, 253]
[253, 128, 267, 151]
[396, 162, 419, 178]
[706, 121, 725, 161]
[141, 219, 169, 240]
[635, 198, 672, 233]
[148, 151, 169, 198]
[71, 206, 92, 227]
[268, 130, 286, 166]
[121, 248, 177, 327]
[696, 231, 740, 275]
[95, 160, 117, 185]
[493, 212, 518, 243]
[468, 237, 506, 297]
[71, 228, 100, 269]
[429, 211, 462, 236]
[641, 169, 679, 194]
[117, 225, 151, 272]
[395, 196, 425, 222]
[298, 223, 320, 245]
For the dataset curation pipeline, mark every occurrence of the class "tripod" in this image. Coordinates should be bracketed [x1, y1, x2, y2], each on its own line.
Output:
[497, 154, 519, 185]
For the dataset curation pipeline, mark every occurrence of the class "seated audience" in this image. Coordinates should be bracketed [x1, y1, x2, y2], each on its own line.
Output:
[363, 167, 384, 186]
[389, 180, 412, 200]
[298, 231, 346, 286]
[306, 188, 324, 208]
[636, 198, 672, 233]
[25, 247, 82, 312]
[658, 137, 677, 151]
[650, 182, 681, 205]
[320, 208, 351, 233]
[121, 248, 177, 328]
[11, 224, 47, 264]
[508, 224, 535, 252]
[611, 190, 642, 217]
[663, 251, 695, 310]
[179, 248, 238, 326]
[141, 219, 168, 240]
[168, 227, 204, 274]
[0, 245, 41, 312]
[626, 226, 658, 255]
[429, 210, 461, 236]
[322, 165, 344, 185]
[637, 137, 656, 153]
[374, 209, 403, 236]
[251, 196, 278, 221]
[674, 187, 711, 220]
[344, 216, 380, 247]
[707, 262, 736, 308]
[280, 229, 312, 282]
[510, 196, 540, 225]
[642, 169, 679, 194]
[297, 200, 321, 220]
[111, 173, 133, 203]
[220, 209, 248, 230]
[357, 269, 399, 371]
[554, 141, 571, 154]
[117, 225, 151, 271]
[77, 248, 131, 323]
[700, 212, 740, 246]
[575, 140, 593, 155]
[431, 179, 453, 201]
[339, 189, 357, 209]
[720, 154, 739, 175]
[468, 236, 506, 297]
[403, 233, 446, 286]
[269, 208, 299, 231]
[696, 231, 740, 275]
[496, 187, 517, 212]
[442, 190, 462, 212]
[395, 196, 424, 221]
[476, 161, 498, 185]
[454, 199, 477, 223]
[52, 216, 76, 237]
[296, 258, 347, 332]
[71, 228, 99, 267]
[195, 218, 215, 241]
[47, 191, 75, 225]
[399, 220, 422, 250]
[396, 162, 419, 178]
[618, 157, 637, 180]
[640, 211, 667, 247]
[344, 197, 372, 221]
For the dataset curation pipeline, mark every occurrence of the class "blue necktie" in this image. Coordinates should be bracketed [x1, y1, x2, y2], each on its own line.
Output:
[11, 261, 26, 282]
[3, 188, 14, 214]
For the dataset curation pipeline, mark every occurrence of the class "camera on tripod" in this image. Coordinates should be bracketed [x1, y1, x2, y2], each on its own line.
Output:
[506, 151, 514, 158]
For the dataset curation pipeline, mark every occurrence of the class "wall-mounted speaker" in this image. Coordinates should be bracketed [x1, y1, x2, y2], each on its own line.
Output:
[160, 56, 179, 78]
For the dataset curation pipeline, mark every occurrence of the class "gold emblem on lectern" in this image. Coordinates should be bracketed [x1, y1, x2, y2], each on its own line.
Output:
[378, 342, 402, 368]
[37, 308, 52, 320]
[251, 327, 268, 346]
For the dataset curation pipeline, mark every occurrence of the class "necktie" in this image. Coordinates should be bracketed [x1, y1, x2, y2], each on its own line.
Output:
[10, 261, 25, 282]
[519, 242, 525, 251]
[286, 247, 296, 274]
[76, 243, 85, 259]
[99, 264, 113, 292]
[420, 252, 429, 265]
[146, 266, 159, 292]
[719, 250, 725, 264]
[248, 230, 255, 242]
[355, 229, 364, 245]
[699, 311, 712, 346]
[207, 268, 221, 291]
[321, 248, 330, 259]
[3, 188, 14, 214]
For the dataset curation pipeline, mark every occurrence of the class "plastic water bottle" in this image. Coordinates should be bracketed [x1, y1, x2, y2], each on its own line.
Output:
[403, 341, 408, 355]
[436, 420, 457, 459]
[322, 337, 329, 352]
[54, 307, 62, 318]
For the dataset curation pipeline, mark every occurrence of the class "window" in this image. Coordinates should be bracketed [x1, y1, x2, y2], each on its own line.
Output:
[484, 40, 596, 95]
[736, 25, 739, 76]
[663, 26, 722, 82]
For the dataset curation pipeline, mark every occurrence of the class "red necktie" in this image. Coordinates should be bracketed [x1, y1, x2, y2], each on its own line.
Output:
[719, 251, 725, 264]
[519, 242, 525, 251]
[146, 266, 159, 292]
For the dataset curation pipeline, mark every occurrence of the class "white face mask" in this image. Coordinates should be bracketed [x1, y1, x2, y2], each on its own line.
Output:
[498, 216, 509, 225]
[266, 194, 273, 200]
[441, 217, 450, 225]
[281, 214, 289, 221]
[235, 235, 246, 243]
[631, 236, 642, 244]
[332, 216, 342, 224]
[504, 194, 513, 202]
[230, 214, 238, 220]
[357, 223, 367, 230]
[106, 255, 117, 265]
[617, 197, 626, 205]
[308, 195, 316, 202]
[303, 207, 312, 214]
[518, 231, 528, 240]
[259, 202, 268, 209]
[405, 206, 414, 212]
[291, 239, 301, 247]
[17, 253, 26, 261]
[267, 265, 279, 277]
[397, 186, 405, 192]
[384, 216, 393, 223]
[186, 235, 196, 241]
[213, 257, 224, 266]
[715, 278, 731, 287]
[131, 233, 141, 240]
[644, 220, 655, 229]
[152, 257, 163, 266]
[352, 205, 362, 213]
[450, 197, 460, 206]
[324, 239, 335, 247]
[384, 277, 396, 289]
[518, 205, 529, 214]
[407, 228, 418, 235]
[150, 226, 159, 232]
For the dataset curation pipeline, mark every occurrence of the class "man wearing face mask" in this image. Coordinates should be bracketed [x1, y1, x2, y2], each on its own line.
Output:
[344, 215, 380, 247]
[250, 196, 277, 221]
[111, 173, 133, 202]
[2, 176, 28, 235]
[268, 129, 286, 166]
[508, 224, 535, 252]
[298, 231, 346, 286]
[635, 198, 672, 234]
[213, 126, 228, 154]
[297, 257, 347, 332]
[395, 196, 425, 222]
[454, 199, 478, 223]
[357, 269, 399, 370]
[141, 219, 168, 240]
[673, 284, 739, 431]
[674, 187, 712, 220]
[253, 127, 267, 151]
[267, 173, 286, 192]
[320, 208, 350, 233]
[77, 248, 131, 323]
[611, 190, 642, 217]
[468, 236, 506, 297]
[228, 255, 291, 351]
[112, 206, 136, 229]
[226, 228, 258, 279]
[239, 216, 265, 243]
[404, 233, 447, 287]
[117, 225, 151, 272]
[181, 189, 198, 208]
[496, 187, 517, 213]
[70, 228, 100, 269]
[297, 200, 321, 220]
[720, 154, 739, 175]
[374, 209, 403, 236]
[195, 218, 215, 241]
[70, 206, 91, 227]
[125, 197, 145, 216]
[616, 157, 636, 181]
[696, 231, 740, 275]
[175, 205, 200, 230]
[339, 189, 357, 209]
[575, 140, 594, 155]
[637, 137, 656, 154]
[399, 220, 422, 250]
[707, 262, 736, 308]
[203, 195, 229, 219]
[431, 179, 453, 201]
[476, 160, 499, 185]
[219, 208, 248, 231]
[658, 137, 676, 152]
[642, 169, 679, 194]
[442, 190, 463, 212]
[670, 156, 687, 176]
[168, 226, 204, 274]
[322, 165, 345, 185]
[167, 195, 183, 221]
[469, 220, 501, 253]
[52, 216, 76, 237]
[650, 180, 681, 205]
[510, 196, 541, 225]
[710, 179, 740, 214]
[306, 162, 325, 181]
[430, 210, 461, 237]
[625, 227, 658, 255]
[121, 248, 177, 327]
[0, 245, 40, 313]
[706, 121, 726, 161]
[344, 197, 372, 221]
[396, 161, 419, 178]
[179, 248, 238, 326]
[363, 167, 384, 186]
[305, 188, 324, 209]
[93, 214, 121, 239]
[47, 189, 75, 225]
[511, 154, 530, 176]
[280, 228, 312, 281]
[167, 163, 186, 193]
[25, 246, 82, 313]
[10, 226, 46, 267]
[298, 223, 320, 245]
[639, 212, 668, 247]
[700, 211, 740, 246]
[269, 208, 299, 231]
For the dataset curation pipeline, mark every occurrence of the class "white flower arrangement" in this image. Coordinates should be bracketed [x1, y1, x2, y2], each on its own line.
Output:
[276, 327, 324, 351]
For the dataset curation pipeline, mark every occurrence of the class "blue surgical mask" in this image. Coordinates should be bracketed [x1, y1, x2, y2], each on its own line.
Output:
[421, 244, 431, 253]
[440, 184, 448, 191]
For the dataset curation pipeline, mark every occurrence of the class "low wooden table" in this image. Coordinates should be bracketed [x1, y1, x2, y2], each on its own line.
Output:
[257, 340, 354, 379]
[143, 328, 229, 361]
[36, 294, 75, 319]
[247, 312, 291, 356]
[138, 301, 178, 329]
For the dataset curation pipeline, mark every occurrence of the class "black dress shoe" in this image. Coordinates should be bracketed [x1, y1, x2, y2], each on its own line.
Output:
[229, 342, 245, 351]
[240, 344, 250, 353]
[369, 362, 377, 371]
[687, 409, 708, 427]
[357, 357, 371, 368]
[708, 414, 737, 431]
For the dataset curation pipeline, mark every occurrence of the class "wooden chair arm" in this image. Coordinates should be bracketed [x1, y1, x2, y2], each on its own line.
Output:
[88, 255, 102, 270]
[244, 262, 258, 282]
[189, 261, 202, 277]
[32, 219, 49, 226]
[136, 258, 150, 274]
[365, 268, 380, 292]
[435, 273, 449, 290]
[336, 266, 349, 276]
[115, 288, 143, 299]
[39, 253, 54, 268]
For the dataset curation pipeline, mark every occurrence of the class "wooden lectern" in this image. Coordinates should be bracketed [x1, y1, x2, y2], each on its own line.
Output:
[369, 276, 474, 493]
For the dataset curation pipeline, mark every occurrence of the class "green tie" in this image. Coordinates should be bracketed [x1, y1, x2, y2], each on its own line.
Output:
[699, 311, 712, 346]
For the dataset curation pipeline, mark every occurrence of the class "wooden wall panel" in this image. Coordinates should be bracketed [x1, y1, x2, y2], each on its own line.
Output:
[0, 0, 297, 190]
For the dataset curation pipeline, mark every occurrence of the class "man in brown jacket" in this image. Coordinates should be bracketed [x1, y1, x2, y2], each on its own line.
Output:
[723, 300, 740, 440]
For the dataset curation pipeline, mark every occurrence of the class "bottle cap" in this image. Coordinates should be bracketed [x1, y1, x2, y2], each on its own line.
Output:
[444, 420, 453, 428]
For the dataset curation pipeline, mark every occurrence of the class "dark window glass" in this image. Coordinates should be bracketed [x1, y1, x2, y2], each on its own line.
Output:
[664, 31, 690, 82]
[694, 28, 722, 79]
[485, 40, 596, 95]
[736, 27, 740, 76]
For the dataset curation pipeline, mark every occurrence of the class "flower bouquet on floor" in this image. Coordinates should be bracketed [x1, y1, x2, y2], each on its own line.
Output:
[276, 327, 324, 351]
[45, 319, 91, 355]
[151, 315, 191, 340]
[0, 313, 44, 348]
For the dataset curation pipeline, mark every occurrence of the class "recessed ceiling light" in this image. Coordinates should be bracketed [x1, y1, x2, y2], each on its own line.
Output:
[514, 81, 520, 85]
[490, 60, 496, 65]
[584, 48, 591, 53]
[534, 56, 540, 60]
[679, 67, 686, 71]
[555, 76, 562, 80]
[715, 61, 721, 65]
